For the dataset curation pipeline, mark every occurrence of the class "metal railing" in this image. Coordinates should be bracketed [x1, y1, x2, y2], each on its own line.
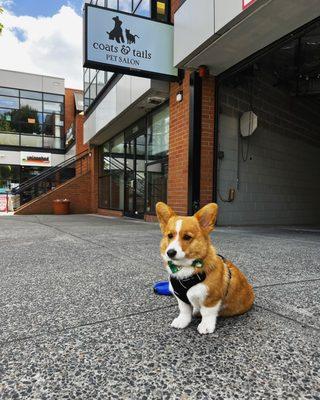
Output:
[12, 150, 91, 208]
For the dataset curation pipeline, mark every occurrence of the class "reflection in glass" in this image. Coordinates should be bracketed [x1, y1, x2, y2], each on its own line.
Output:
[43, 93, 64, 102]
[0, 96, 19, 109]
[20, 98, 42, 112]
[99, 107, 168, 214]
[43, 101, 63, 114]
[148, 106, 169, 159]
[0, 87, 19, 97]
[20, 90, 42, 100]
[119, 0, 132, 12]
[134, 0, 151, 16]
[0, 164, 20, 189]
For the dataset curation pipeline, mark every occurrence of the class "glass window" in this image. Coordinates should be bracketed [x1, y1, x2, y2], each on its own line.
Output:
[20, 90, 42, 100]
[119, 0, 132, 12]
[90, 78, 97, 101]
[146, 161, 167, 213]
[43, 101, 64, 114]
[110, 133, 124, 154]
[99, 171, 124, 210]
[20, 133, 43, 148]
[0, 87, 19, 97]
[42, 125, 63, 137]
[107, 0, 118, 10]
[43, 113, 64, 126]
[43, 93, 64, 102]
[0, 165, 20, 190]
[0, 96, 19, 109]
[148, 106, 169, 159]
[0, 109, 16, 132]
[20, 122, 42, 135]
[20, 98, 43, 112]
[134, 0, 151, 16]
[97, 71, 106, 96]
[84, 69, 90, 92]
[43, 136, 63, 150]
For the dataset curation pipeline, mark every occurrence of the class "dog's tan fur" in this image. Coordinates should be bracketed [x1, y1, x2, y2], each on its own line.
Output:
[156, 202, 254, 317]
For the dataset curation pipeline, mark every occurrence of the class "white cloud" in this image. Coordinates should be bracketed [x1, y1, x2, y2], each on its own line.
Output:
[0, 5, 83, 89]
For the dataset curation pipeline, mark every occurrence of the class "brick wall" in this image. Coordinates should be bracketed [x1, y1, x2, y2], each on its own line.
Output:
[200, 75, 215, 207]
[217, 70, 320, 225]
[90, 146, 99, 213]
[65, 89, 76, 132]
[15, 173, 92, 215]
[75, 114, 88, 155]
[167, 70, 191, 215]
[167, 70, 216, 214]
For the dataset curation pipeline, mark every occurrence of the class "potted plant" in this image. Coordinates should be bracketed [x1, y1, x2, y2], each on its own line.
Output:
[53, 199, 70, 215]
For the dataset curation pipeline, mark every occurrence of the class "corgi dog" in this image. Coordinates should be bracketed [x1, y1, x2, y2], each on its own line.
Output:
[156, 202, 255, 335]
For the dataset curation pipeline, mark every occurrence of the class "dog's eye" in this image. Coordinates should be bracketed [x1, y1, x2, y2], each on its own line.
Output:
[168, 233, 174, 239]
[183, 234, 192, 241]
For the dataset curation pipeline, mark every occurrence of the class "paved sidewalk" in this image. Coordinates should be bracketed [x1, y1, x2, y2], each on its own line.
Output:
[0, 215, 319, 399]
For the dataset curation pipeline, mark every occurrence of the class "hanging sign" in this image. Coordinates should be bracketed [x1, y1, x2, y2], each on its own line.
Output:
[20, 152, 52, 167]
[84, 4, 178, 81]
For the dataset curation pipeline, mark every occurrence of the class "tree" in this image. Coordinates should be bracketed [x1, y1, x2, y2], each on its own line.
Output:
[10, 106, 41, 134]
[0, 7, 3, 35]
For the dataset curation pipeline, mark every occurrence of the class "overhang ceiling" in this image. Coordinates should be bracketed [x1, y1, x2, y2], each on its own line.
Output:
[182, 0, 320, 76]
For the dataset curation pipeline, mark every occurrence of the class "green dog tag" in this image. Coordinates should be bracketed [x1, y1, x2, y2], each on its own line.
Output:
[168, 261, 180, 273]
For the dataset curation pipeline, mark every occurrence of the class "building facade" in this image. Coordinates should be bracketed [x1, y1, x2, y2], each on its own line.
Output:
[82, 0, 320, 224]
[0, 69, 84, 196]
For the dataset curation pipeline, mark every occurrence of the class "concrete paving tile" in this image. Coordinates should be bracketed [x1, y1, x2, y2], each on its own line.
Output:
[255, 280, 320, 330]
[0, 307, 319, 400]
[1, 215, 319, 346]
[0, 251, 171, 343]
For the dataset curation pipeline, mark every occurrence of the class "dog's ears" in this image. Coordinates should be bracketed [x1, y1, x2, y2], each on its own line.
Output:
[194, 203, 218, 234]
[156, 202, 176, 233]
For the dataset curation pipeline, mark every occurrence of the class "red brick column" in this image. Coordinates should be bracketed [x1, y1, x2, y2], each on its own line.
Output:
[167, 70, 191, 215]
[200, 75, 215, 207]
[90, 146, 99, 213]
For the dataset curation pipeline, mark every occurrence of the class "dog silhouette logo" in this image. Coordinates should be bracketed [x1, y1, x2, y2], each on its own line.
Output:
[107, 16, 125, 43]
[106, 16, 139, 45]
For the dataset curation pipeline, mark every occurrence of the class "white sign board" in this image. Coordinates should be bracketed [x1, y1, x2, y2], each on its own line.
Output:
[20, 152, 51, 167]
[84, 4, 178, 81]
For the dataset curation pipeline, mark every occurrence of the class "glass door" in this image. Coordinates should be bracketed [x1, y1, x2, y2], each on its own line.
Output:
[124, 128, 146, 218]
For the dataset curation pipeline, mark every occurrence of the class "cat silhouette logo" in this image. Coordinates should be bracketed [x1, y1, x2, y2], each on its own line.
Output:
[106, 16, 139, 45]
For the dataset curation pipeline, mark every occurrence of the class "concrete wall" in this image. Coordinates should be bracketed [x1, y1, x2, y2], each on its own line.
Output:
[174, 0, 320, 74]
[84, 75, 151, 144]
[217, 71, 320, 225]
[0, 69, 64, 94]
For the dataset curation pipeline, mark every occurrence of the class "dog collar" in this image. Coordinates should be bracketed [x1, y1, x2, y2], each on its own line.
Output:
[168, 259, 204, 273]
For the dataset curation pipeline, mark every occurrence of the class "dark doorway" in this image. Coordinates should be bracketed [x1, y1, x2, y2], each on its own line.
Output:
[124, 123, 146, 218]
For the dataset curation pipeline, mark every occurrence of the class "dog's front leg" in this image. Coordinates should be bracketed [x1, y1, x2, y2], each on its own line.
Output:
[187, 283, 220, 334]
[197, 302, 221, 335]
[171, 297, 192, 329]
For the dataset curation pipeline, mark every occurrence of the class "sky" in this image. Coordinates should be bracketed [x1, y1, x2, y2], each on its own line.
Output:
[0, 0, 84, 88]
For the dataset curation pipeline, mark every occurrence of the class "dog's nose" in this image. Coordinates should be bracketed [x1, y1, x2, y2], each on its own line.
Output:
[167, 249, 177, 259]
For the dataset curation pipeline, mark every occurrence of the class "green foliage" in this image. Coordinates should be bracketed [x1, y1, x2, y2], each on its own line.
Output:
[11, 105, 41, 134]
[0, 106, 41, 134]
[0, 7, 3, 35]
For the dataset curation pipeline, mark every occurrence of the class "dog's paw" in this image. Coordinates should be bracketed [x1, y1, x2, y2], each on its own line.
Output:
[197, 320, 216, 335]
[171, 315, 191, 329]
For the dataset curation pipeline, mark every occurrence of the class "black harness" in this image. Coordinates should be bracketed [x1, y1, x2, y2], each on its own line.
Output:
[169, 255, 231, 305]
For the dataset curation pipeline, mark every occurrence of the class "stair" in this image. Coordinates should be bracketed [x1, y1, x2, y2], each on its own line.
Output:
[13, 150, 92, 215]
[14, 172, 92, 215]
